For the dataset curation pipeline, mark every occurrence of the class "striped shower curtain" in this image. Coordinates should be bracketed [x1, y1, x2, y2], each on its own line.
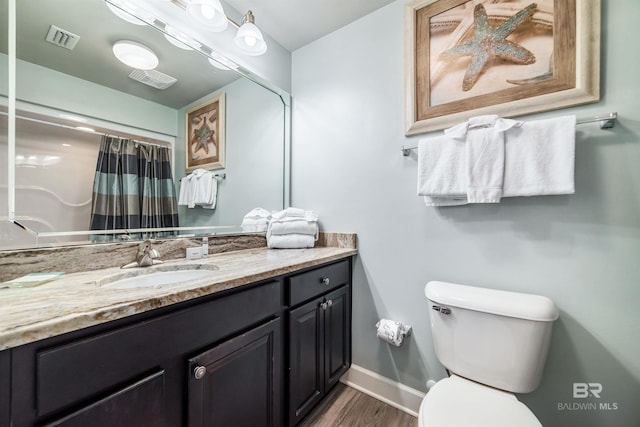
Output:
[90, 136, 179, 232]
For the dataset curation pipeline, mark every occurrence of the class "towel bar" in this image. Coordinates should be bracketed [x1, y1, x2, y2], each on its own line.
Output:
[401, 112, 618, 156]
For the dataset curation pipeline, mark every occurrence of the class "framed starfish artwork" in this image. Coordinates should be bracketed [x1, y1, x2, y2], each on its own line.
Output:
[405, 0, 600, 135]
[186, 93, 226, 171]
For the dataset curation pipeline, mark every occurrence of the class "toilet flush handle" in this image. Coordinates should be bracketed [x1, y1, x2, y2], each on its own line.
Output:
[432, 305, 451, 315]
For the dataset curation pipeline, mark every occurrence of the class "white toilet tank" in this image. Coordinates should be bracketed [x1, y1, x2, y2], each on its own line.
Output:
[425, 281, 559, 394]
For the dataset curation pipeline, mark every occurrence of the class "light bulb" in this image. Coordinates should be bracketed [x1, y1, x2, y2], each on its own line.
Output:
[201, 4, 216, 19]
[244, 36, 257, 47]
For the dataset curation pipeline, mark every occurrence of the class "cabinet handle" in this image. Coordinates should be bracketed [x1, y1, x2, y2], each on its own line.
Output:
[320, 302, 327, 310]
[326, 299, 333, 308]
[193, 365, 207, 380]
[320, 277, 330, 286]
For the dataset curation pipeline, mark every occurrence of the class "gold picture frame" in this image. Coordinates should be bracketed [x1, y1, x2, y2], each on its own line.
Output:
[186, 93, 226, 171]
[405, 0, 600, 135]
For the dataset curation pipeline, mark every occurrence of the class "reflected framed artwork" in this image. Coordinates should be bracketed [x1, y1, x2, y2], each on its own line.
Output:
[404, 0, 600, 135]
[186, 93, 226, 171]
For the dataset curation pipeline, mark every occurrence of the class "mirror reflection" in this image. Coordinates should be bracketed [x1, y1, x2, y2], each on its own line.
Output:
[0, 0, 287, 250]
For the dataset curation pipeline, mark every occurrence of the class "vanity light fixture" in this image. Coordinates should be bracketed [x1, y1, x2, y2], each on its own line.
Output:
[187, 0, 228, 32]
[234, 11, 267, 56]
[112, 40, 159, 70]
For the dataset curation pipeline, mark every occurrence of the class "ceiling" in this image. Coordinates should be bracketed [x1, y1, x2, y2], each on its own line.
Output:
[223, 0, 397, 51]
[1, 0, 396, 109]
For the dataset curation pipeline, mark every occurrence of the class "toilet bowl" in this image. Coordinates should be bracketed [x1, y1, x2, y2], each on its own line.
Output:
[419, 281, 558, 427]
[418, 375, 542, 427]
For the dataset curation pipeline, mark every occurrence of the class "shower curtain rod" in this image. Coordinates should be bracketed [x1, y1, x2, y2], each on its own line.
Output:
[2, 111, 170, 149]
[400, 112, 618, 156]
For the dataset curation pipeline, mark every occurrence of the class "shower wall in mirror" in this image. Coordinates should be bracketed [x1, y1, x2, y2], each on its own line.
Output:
[0, 0, 290, 250]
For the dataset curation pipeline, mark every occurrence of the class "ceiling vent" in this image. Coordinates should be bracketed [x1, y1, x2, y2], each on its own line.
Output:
[45, 25, 80, 50]
[128, 69, 178, 90]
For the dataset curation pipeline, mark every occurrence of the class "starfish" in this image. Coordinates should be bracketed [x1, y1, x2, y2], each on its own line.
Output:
[438, 3, 538, 91]
[191, 121, 215, 155]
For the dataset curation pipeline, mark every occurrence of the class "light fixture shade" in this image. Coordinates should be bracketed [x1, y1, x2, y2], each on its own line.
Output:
[234, 22, 267, 56]
[187, 0, 228, 32]
[112, 41, 159, 70]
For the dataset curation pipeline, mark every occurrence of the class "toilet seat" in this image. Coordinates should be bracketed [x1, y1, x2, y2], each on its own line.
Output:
[418, 375, 542, 427]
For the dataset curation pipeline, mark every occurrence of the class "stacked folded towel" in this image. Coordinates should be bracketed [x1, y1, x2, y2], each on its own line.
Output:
[241, 208, 272, 232]
[178, 169, 218, 209]
[266, 207, 319, 249]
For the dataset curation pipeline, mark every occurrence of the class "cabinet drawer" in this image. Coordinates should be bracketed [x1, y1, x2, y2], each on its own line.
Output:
[36, 280, 282, 417]
[42, 371, 166, 427]
[288, 260, 350, 306]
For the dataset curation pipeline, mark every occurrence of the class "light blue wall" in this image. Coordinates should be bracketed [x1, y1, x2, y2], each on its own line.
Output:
[0, 55, 178, 136]
[291, 1, 640, 426]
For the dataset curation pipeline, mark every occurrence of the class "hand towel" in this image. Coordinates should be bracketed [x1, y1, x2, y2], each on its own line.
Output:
[271, 207, 317, 222]
[446, 115, 523, 203]
[267, 234, 316, 249]
[416, 136, 467, 204]
[503, 115, 576, 196]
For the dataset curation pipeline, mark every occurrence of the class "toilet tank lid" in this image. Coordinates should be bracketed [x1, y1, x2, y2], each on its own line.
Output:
[425, 281, 559, 322]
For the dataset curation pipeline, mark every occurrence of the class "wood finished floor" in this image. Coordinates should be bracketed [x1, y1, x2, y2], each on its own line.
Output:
[299, 384, 418, 427]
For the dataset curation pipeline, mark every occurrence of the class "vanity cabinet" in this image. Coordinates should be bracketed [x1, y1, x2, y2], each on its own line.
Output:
[2, 256, 353, 427]
[188, 318, 282, 427]
[287, 260, 352, 426]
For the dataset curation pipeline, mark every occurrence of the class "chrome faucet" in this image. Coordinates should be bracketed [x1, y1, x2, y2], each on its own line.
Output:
[121, 240, 163, 269]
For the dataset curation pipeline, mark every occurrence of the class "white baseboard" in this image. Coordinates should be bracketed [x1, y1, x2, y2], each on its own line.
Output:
[340, 364, 426, 417]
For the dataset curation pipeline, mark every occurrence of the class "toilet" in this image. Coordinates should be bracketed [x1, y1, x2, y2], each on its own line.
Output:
[419, 281, 559, 427]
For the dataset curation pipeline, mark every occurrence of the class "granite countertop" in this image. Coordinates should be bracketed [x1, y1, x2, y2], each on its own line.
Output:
[0, 246, 357, 351]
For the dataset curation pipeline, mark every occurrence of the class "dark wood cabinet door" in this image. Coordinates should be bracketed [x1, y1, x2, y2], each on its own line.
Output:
[288, 296, 324, 426]
[188, 318, 282, 427]
[42, 371, 166, 427]
[323, 285, 351, 391]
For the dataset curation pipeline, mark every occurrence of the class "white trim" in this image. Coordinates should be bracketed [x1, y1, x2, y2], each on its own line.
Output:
[340, 364, 426, 418]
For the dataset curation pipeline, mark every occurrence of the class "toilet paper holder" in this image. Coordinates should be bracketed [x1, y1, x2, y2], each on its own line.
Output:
[375, 319, 412, 347]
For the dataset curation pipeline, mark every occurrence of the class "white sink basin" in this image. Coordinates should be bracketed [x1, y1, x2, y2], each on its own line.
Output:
[98, 264, 219, 289]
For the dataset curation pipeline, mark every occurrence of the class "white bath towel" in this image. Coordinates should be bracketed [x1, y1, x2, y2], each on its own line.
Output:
[446, 115, 522, 203]
[267, 234, 316, 249]
[503, 115, 576, 196]
[417, 115, 575, 206]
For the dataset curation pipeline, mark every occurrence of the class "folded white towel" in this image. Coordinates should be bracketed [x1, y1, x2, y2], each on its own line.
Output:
[446, 115, 522, 203]
[267, 234, 316, 249]
[268, 220, 318, 237]
[503, 115, 576, 196]
[271, 207, 318, 222]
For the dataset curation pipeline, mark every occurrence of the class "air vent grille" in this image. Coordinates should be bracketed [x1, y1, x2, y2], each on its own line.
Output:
[45, 25, 80, 50]
[129, 69, 178, 90]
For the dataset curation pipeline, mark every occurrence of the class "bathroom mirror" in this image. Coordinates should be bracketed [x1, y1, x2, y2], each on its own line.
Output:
[0, 0, 289, 250]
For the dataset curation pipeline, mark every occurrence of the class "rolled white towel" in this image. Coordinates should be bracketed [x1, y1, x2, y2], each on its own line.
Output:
[267, 234, 316, 249]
